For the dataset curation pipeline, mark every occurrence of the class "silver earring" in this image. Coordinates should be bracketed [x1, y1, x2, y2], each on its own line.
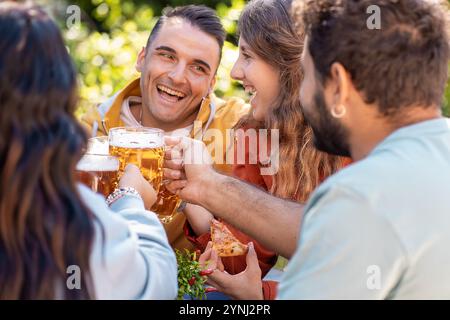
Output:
[331, 104, 347, 118]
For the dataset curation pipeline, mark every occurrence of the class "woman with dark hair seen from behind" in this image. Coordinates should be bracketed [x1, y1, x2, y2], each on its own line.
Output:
[0, 2, 177, 299]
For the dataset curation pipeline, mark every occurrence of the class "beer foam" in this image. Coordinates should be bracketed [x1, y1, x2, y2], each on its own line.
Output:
[87, 138, 109, 155]
[76, 155, 119, 172]
[109, 134, 164, 149]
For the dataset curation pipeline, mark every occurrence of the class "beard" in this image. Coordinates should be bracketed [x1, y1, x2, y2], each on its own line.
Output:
[302, 87, 351, 158]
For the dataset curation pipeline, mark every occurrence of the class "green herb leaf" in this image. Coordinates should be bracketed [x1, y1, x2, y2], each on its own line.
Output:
[176, 249, 207, 300]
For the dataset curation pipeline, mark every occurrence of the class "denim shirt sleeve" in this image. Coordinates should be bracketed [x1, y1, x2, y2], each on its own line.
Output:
[80, 185, 178, 300]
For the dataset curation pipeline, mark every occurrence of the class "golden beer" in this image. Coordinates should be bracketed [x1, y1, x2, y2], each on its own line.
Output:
[108, 127, 165, 193]
[76, 154, 119, 197]
[151, 184, 182, 223]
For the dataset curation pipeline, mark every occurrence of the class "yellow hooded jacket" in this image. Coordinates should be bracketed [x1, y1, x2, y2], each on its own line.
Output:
[81, 78, 250, 250]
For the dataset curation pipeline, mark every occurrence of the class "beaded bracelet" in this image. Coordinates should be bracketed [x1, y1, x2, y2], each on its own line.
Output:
[106, 187, 142, 207]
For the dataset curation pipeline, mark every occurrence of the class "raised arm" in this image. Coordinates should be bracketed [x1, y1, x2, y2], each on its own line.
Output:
[81, 165, 178, 299]
[183, 203, 214, 236]
[164, 137, 303, 258]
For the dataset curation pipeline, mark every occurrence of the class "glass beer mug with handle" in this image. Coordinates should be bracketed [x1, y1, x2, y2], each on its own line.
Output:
[151, 184, 183, 224]
[151, 135, 188, 224]
[108, 127, 165, 194]
[76, 154, 120, 198]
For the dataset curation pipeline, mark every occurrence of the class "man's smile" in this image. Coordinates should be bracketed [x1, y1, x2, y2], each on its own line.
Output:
[156, 84, 187, 103]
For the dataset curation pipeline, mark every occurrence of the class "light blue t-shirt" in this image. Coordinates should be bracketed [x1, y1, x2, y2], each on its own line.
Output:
[278, 118, 450, 299]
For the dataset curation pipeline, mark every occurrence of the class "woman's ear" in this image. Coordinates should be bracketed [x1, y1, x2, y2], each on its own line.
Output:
[135, 47, 146, 73]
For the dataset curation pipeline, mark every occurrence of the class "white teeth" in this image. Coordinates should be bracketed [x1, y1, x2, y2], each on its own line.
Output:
[244, 86, 257, 95]
[157, 85, 186, 98]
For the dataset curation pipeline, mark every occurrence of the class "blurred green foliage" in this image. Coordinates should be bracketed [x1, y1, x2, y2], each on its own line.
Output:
[444, 66, 450, 117]
[46, 0, 449, 117]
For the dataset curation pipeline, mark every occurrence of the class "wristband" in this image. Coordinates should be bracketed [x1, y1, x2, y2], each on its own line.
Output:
[177, 200, 187, 212]
[106, 187, 142, 206]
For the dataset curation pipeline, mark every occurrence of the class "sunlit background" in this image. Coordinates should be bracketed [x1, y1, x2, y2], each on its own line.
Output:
[40, 0, 450, 118]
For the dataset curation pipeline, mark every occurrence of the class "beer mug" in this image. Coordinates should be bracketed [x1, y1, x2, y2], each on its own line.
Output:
[151, 184, 182, 224]
[150, 136, 188, 223]
[108, 127, 165, 193]
[76, 154, 119, 198]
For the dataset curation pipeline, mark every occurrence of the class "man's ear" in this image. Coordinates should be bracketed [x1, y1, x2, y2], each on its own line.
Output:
[208, 77, 216, 96]
[136, 47, 146, 73]
[329, 62, 351, 107]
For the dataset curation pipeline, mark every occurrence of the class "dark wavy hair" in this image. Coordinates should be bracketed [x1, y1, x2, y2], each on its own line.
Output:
[303, 0, 450, 117]
[235, 0, 346, 202]
[0, 2, 95, 299]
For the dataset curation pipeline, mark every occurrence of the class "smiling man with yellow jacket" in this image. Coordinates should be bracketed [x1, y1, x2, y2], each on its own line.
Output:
[81, 6, 249, 250]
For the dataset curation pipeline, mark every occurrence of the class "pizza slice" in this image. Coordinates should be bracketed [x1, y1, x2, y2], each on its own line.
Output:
[210, 219, 248, 257]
